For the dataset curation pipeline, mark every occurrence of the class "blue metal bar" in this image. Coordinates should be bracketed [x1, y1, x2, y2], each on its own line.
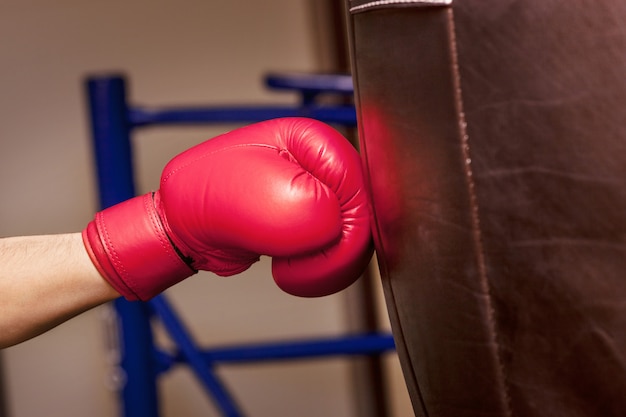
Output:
[128, 105, 357, 128]
[176, 334, 396, 365]
[265, 73, 354, 106]
[264, 72, 354, 95]
[86, 75, 161, 417]
[148, 296, 244, 417]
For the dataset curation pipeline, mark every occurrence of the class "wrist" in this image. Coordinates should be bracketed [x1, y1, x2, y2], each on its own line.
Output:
[82, 193, 196, 301]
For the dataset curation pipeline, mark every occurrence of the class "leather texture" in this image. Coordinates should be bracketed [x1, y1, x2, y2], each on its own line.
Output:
[346, 1, 626, 416]
[84, 117, 373, 300]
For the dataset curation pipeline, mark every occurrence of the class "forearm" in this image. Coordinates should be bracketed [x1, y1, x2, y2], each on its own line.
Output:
[0, 233, 120, 348]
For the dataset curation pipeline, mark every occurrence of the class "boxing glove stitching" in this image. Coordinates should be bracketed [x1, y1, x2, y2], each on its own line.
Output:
[95, 211, 138, 298]
[144, 193, 174, 267]
[97, 212, 125, 277]
[83, 219, 139, 300]
[148, 192, 197, 271]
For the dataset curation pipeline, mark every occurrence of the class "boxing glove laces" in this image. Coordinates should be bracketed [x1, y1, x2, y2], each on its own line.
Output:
[82, 117, 373, 301]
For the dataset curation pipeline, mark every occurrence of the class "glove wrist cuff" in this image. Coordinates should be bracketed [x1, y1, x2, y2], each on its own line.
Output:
[82, 193, 196, 301]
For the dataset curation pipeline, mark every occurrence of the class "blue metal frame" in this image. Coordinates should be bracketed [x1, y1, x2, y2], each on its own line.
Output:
[84, 73, 394, 417]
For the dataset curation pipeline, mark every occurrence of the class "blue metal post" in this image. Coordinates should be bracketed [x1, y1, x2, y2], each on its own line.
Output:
[85, 75, 161, 417]
[150, 296, 244, 417]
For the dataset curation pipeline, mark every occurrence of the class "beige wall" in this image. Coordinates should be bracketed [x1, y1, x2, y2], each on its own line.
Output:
[0, 1, 411, 416]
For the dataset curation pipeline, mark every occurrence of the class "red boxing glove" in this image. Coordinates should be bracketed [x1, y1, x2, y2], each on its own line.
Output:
[83, 118, 373, 301]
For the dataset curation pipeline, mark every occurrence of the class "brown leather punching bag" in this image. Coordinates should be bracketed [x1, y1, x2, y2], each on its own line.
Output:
[345, 1, 626, 416]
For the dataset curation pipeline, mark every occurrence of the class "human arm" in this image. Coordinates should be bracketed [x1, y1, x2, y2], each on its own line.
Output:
[0, 118, 373, 348]
[0, 233, 120, 348]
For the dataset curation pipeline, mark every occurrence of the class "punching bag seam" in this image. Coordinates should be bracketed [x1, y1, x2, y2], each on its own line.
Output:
[447, 8, 514, 417]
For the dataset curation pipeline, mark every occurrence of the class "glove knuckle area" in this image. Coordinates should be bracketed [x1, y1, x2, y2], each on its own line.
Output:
[161, 141, 346, 258]
[231, 161, 344, 257]
[275, 118, 367, 209]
